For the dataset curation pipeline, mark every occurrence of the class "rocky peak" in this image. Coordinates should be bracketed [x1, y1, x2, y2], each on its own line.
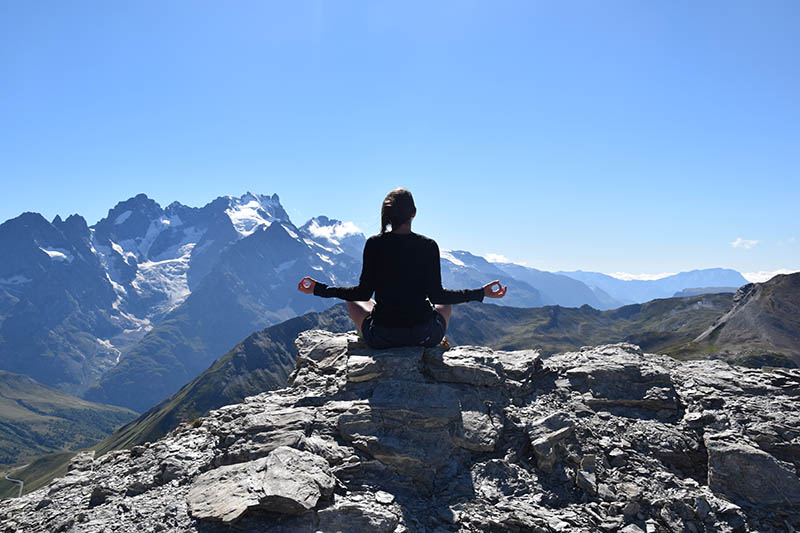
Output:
[299, 216, 366, 259]
[2, 333, 799, 532]
[693, 272, 800, 367]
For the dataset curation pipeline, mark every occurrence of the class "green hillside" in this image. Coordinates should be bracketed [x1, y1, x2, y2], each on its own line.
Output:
[0, 370, 136, 468]
[448, 293, 735, 357]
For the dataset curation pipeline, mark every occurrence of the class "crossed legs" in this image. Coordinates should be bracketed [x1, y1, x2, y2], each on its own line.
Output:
[346, 300, 452, 335]
[434, 304, 452, 329]
[346, 300, 375, 335]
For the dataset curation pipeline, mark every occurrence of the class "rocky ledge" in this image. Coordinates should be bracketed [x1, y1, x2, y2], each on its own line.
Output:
[2, 332, 800, 532]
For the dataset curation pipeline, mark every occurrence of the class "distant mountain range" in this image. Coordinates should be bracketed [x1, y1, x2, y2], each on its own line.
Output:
[557, 269, 749, 305]
[0, 191, 753, 415]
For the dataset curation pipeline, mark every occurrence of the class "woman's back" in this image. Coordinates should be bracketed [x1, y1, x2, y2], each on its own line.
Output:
[367, 231, 438, 327]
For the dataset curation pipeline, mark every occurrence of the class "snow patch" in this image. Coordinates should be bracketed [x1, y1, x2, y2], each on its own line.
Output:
[225, 194, 282, 238]
[39, 247, 74, 263]
[96, 338, 122, 364]
[281, 224, 299, 240]
[114, 210, 133, 225]
[317, 253, 334, 265]
[275, 259, 296, 273]
[130, 243, 195, 314]
[440, 250, 465, 267]
[0, 275, 31, 285]
[149, 226, 204, 262]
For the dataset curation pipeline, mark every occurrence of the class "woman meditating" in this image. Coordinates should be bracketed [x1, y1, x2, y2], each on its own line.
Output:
[297, 188, 507, 349]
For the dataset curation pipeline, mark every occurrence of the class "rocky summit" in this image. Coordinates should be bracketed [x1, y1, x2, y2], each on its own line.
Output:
[2, 331, 799, 532]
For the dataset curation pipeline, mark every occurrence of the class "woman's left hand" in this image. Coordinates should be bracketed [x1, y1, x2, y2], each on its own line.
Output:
[483, 280, 507, 299]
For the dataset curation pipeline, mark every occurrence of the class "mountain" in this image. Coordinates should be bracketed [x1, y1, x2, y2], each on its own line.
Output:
[559, 268, 749, 304]
[94, 305, 354, 453]
[673, 287, 738, 297]
[0, 212, 125, 394]
[0, 191, 757, 417]
[3, 332, 797, 530]
[83, 221, 361, 412]
[686, 273, 800, 367]
[299, 216, 365, 260]
[0, 193, 364, 407]
[0, 370, 135, 466]
[446, 294, 734, 356]
[438, 250, 545, 308]
[492, 261, 622, 309]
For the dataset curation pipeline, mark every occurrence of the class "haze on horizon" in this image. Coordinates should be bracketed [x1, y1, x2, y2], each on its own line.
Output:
[1, 1, 798, 278]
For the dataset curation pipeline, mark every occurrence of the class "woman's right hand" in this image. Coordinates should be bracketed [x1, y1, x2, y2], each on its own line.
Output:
[298, 276, 317, 294]
[483, 280, 507, 299]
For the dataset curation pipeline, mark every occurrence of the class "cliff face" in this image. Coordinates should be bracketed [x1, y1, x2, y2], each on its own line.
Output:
[693, 272, 800, 367]
[2, 332, 799, 532]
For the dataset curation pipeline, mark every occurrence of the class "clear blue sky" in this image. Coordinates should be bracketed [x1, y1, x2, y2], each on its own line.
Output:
[1, 1, 798, 277]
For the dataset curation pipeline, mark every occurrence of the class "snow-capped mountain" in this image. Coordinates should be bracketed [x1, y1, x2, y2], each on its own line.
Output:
[0, 193, 362, 400]
[299, 216, 365, 260]
[0, 191, 753, 414]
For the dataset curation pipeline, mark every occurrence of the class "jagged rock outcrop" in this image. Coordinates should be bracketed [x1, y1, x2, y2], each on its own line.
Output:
[2, 331, 799, 532]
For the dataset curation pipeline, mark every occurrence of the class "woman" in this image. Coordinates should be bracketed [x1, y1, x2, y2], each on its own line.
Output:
[297, 188, 507, 349]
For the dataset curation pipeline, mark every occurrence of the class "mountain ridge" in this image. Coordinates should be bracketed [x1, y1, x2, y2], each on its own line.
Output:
[0, 192, 758, 416]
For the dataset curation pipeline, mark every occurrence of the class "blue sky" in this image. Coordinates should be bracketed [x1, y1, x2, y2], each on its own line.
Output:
[1, 1, 798, 279]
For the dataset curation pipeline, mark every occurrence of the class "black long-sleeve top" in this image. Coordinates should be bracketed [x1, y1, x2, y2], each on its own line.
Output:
[313, 232, 484, 327]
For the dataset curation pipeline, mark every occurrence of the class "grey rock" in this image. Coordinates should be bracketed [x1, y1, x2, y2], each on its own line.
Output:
[454, 408, 501, 452]
[3, 335, 799, 532]
[576, 454, 597, 496]
[620, 524, 645, 533]
[187, 446, 334, 522]
[187, 458, 267, 522]
[706, 434, 800, 505]
[374, 490, 394, 504]
[88, 485, 118, 508]
[316, 499, 400, 532]
[528, 412, 575, 472]
[424, 345, 501, 386]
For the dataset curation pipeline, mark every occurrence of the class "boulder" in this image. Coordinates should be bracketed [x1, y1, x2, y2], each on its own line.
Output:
[187, 446, 334, 522]
[706, 435, 800, 506]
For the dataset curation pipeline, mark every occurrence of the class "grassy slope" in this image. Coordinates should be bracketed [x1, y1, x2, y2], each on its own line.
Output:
[0, 451, 74, 499]
[0, 371, 136, 467]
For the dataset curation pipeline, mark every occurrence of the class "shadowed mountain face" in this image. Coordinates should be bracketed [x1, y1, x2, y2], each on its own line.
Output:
[83, 223, 361, 412]
[94, 305, 354, 453]
[0, 213, 120, 393]
[689, 273, 800, 367]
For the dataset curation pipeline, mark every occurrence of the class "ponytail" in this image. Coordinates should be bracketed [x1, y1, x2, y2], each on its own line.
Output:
[380, 188, 416, 233]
